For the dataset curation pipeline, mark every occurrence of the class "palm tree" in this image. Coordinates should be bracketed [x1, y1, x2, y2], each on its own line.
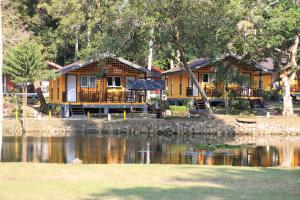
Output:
[214, 62, 250, 113]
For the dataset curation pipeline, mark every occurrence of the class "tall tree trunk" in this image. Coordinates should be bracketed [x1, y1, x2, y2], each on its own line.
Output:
[21, 136, 27, 162]
[180, 53, 213, 114]
[146, 27, 154, 101]
[34, 81, 48, 113]
[296, 71, 300, 91]
[74, 28, 79, 61]
[169, 59, 174, 69]
[0, 0, 3, 161]
[22, 83, 27, 134]
[174, 30, 214, 115]
[224, 84, 229, 114]
[281, 34, 299, 116]
[87, 6, 92, 46]
[281, 73, 294, 116]
[174, 31, 213, 114]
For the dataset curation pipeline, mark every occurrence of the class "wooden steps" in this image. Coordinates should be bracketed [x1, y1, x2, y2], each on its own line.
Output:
[70, 105, 85, 116]
[248, 98, 265, 109]
[195, 99, 206, 111]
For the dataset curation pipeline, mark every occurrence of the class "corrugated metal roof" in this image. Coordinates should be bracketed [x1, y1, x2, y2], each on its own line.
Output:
[162, 57, 210, 75]
[56, 54, 159, 77]
[162, 54, 274, 75]
[47, 62, 63, 69]
[126, 80, 166, 90]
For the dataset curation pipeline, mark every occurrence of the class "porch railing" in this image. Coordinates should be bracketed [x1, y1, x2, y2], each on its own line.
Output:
[204, 86, 262, 97]
[78, 91, 146, 103]
[185, 85, 262, 98]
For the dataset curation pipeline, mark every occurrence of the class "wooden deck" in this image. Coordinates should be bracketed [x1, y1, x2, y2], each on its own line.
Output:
[186, 86, 262, 98]
[62, 91, 146, 104]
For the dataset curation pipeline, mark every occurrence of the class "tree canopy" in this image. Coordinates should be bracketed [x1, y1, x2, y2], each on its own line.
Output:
[4, 39, 54, 84]
[2, 0, 300, 115]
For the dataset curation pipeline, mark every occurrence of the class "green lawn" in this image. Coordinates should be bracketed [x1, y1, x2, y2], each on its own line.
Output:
[0, 164, 299, 200]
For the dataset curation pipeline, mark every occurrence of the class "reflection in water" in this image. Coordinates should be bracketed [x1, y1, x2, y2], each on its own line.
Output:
[0, 136, 1, 162]
[1, 136, 300, 167]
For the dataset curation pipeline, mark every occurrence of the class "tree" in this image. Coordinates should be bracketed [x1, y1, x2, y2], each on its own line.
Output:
[214, 61, 250, 113]
[2, 0, 30, 49]
[88, 1, 240, 114]
[4, 39, 54, 132]
[233, 0, 300, 116]
[0, 0, 4, 161]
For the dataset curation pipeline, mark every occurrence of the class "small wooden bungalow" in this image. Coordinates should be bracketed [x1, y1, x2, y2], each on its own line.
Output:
[162, 55, 275, 105]
[49, 55, 156, 117]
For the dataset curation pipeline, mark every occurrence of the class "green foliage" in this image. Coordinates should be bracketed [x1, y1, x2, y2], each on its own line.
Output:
[4, 95, 22, 113]
[147, 97, 160, 105]
[231, 99, 251, 110]
[182, 99, 193, 109]
[214, 63, 251, 87]
[9, 0, 299, 76]
[170, 106, 189, 116]
[2, 0, 30, 50]
[261, 89, 281, 101]
[4, 39, 55, 84]
[232, 0, 300, 62]
[147, 97, 170, 111]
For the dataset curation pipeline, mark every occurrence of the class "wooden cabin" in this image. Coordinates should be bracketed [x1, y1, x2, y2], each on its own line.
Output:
[162, 55, 274, 105]
[49, 55, 154, 117]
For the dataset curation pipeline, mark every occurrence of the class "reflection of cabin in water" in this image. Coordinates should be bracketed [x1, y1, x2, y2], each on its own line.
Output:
[48, 55, 157, 117]
[1, 137, 300, 166]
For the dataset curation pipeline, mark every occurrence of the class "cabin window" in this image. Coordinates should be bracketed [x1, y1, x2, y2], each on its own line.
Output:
[107, 76, 122, 87]
[179, 74, 182, 95]
[170, 76, 173, 95]
[89, 76, 96, 87]
[202, 73, 209, 83]
[81, 76, 96, 88]
[50, 80, 54, 100]
[202, 73, 214, 83]
[57, 79, 60, 100]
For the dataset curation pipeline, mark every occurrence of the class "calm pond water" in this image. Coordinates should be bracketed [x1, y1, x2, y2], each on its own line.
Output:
[1, 135, 300, 167]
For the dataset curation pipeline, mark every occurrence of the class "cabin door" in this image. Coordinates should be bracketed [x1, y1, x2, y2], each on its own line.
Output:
[67, 75, 77, 102]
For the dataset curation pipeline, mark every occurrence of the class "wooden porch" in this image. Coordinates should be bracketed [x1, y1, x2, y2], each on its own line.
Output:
[62, 91, 147, 103]
[186, 86, 263, 98]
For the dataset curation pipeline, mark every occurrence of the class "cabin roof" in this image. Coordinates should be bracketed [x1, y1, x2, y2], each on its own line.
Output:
[162, 54, 273, 75]
[151, 66, 165, 74]
[47, 62, 63, 69]
[57, 54, 158, 77]
[126, 80, 166, 90]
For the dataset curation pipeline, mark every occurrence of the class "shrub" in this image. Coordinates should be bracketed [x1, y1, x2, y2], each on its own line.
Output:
[169, 106, 189, 115]
[182, 99, 193, 109]
[232, 100, 250, 110]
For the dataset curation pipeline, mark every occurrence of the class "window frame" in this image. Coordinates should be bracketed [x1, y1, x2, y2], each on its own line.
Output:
[80, 75, 97, 88]
[202, 73, 210, 83]
[57, 79, 60, 100]
[179, 74, 182, 95]
[107, 76, 122, 88]
[170, 75, 173, 95]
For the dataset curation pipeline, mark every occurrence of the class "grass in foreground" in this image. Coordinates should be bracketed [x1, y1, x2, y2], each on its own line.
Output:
[0, 163, 299, 200]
